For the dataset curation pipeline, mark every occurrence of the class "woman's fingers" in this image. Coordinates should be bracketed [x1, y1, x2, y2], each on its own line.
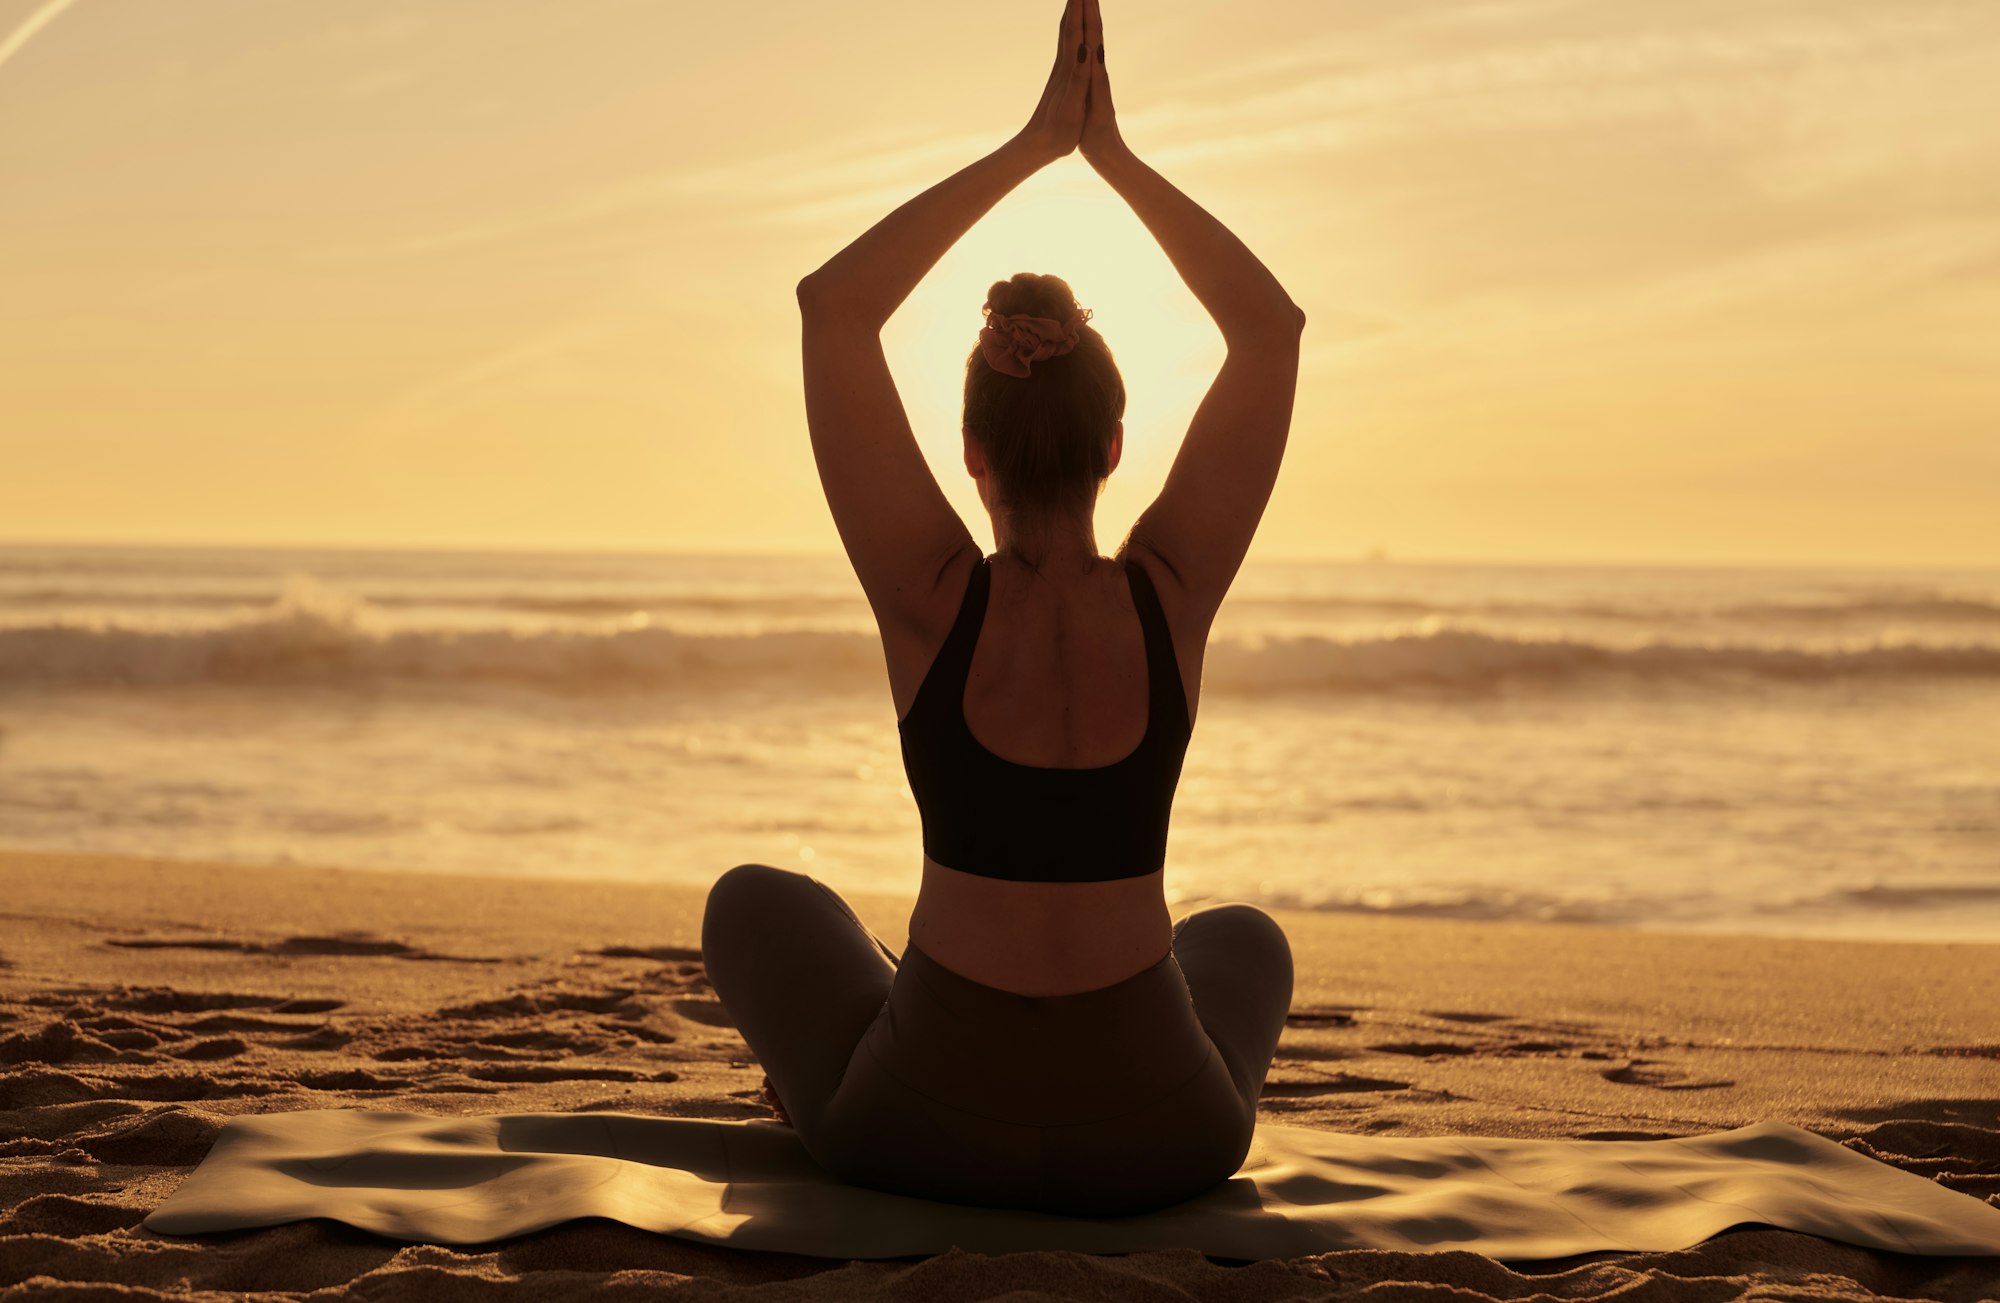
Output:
[1085, 0, 1111, 104]
[1054, 0, 1088, 106]
[1046, 0, 1082, 91]
[1079, 0, 1123, 161]
[1018, 0, 1088, 162]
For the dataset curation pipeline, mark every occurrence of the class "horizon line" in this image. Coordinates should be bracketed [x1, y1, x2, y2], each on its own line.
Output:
[0, 536, 1994, 574]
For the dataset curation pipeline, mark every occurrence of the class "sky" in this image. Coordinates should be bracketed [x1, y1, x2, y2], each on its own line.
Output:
[2, 0, 1996, 567]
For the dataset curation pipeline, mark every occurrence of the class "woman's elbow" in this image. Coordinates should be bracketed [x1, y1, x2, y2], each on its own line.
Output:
[1224, 301, 1307, 348]
[1265, 300, 1308, 342]
[795, 274, 882, 327]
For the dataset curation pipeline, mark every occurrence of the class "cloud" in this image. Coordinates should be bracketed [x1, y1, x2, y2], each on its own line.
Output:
[674, 2, 1998, 229]
[0, 0, 81, 75]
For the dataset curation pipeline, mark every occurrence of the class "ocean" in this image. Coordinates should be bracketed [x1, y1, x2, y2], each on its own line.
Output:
[1, 543, 1995, 942]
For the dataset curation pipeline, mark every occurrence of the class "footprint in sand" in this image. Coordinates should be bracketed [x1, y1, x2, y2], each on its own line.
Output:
[106, 934, 497, 963]
[290, 1069, 406, 1093]
[166, 1037, 250, 1062]
[1284, 1006, 1359, 1027]
[440, 988, 641, 1019]
[95, 990, 343, 1016]
[1367, 1041, 1479, 1058]
[371, 1027, 619, 1063]
[1601, 1059, 1735, 1091]
[595, 945, 704, 964]
[361, 960, 694, 1082]
[1262, 1070, 1411, 1097]
[179, 1013, 332, 1035]
[4, 996, 351, 1071]
[588, 949, 714, 998]
[1273, 1043, 1360, 1062]
[275, 1027, 351, 1052]
[1, 1021, 158, 1067]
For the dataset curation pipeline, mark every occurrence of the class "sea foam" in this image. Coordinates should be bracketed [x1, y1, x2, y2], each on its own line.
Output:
[4, 580, 1995, 693]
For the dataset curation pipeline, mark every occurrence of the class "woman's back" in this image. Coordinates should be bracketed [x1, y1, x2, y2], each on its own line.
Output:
[894, 545, 1205, 995]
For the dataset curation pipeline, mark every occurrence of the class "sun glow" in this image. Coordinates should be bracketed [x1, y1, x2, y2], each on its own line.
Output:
[883, 163, 1226, 546]
[2, 3, 1993, 563]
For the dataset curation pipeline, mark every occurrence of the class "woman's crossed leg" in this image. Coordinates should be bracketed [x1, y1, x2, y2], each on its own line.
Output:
[702, 865, 1293, 1162]
[700, 863, 899, 1140]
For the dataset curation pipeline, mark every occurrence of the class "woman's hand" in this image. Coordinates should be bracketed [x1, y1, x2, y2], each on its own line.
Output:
[1079, 0, 1130, 167]
[1014, 0, 1091, 165]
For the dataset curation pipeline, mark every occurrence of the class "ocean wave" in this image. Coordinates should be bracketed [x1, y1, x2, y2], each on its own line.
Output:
[1223, 886, 1623, 925]
[3, 583, 1997, 693]
[1824, 882, 2000, 909]
[0, 585, 863, 619]
[1204, 628, 2000, 691]
[1229, 592, 2000, 625]
[1189, 879, 2000, 930]
[1723, 595, 2000, 624]
[0, 591, 884, 691]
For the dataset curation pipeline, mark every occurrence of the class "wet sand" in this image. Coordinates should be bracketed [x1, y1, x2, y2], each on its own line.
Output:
[3, 849, 1997, 1300]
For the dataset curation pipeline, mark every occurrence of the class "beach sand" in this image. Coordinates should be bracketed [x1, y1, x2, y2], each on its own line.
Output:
[2, 849, 1996, 1300]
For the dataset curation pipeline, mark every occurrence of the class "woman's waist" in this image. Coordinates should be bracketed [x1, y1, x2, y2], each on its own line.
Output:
[909, 860, 1173, 996]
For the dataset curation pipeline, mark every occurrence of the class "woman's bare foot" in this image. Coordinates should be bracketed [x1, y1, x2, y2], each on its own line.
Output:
[759, 1073, 792, 1126]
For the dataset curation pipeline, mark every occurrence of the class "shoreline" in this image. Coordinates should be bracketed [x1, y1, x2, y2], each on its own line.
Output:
[4, 847, 1998, 1299]
[4, 840, 1992, 948]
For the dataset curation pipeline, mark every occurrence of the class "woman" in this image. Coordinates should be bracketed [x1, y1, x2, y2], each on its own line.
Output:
[702, 0, 1305, 1217]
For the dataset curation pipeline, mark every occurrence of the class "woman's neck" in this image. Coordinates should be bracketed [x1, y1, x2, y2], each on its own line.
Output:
[993, 514, 1103, 576]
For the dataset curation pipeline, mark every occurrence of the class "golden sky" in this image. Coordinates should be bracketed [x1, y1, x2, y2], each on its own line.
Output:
[2, 0, 1995, 566]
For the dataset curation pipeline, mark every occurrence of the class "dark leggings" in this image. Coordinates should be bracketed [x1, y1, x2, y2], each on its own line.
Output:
[700, 864, 1294, 1217]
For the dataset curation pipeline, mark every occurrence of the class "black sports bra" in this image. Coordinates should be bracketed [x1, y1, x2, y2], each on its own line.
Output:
[897, 554, 1193, 883]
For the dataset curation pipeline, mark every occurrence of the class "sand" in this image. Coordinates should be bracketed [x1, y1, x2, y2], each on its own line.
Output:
[2, 848, 1997, 1300]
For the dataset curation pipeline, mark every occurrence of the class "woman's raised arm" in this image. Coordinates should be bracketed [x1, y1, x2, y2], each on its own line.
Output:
[797, 2, 1094, 633]
[1081, 0, 1307, 625]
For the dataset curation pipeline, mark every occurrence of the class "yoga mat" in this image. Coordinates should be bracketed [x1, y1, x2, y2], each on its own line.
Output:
[146, 1110, 2000, 1261]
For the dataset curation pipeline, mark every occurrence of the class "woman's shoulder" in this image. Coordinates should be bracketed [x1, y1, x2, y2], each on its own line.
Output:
[1116, 540, 1210, 719]
[880, 544, 987, 720]
[1116, 539, 1187, 618]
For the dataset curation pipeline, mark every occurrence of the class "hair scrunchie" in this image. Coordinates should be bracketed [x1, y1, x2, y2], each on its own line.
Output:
[978, 305, 1093, 378]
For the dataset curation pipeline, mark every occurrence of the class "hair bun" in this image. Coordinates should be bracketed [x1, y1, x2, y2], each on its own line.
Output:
[984, 272, 1083, 322]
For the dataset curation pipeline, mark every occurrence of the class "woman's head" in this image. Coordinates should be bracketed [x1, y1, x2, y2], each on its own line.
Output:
[963, 273, 1126, 528]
